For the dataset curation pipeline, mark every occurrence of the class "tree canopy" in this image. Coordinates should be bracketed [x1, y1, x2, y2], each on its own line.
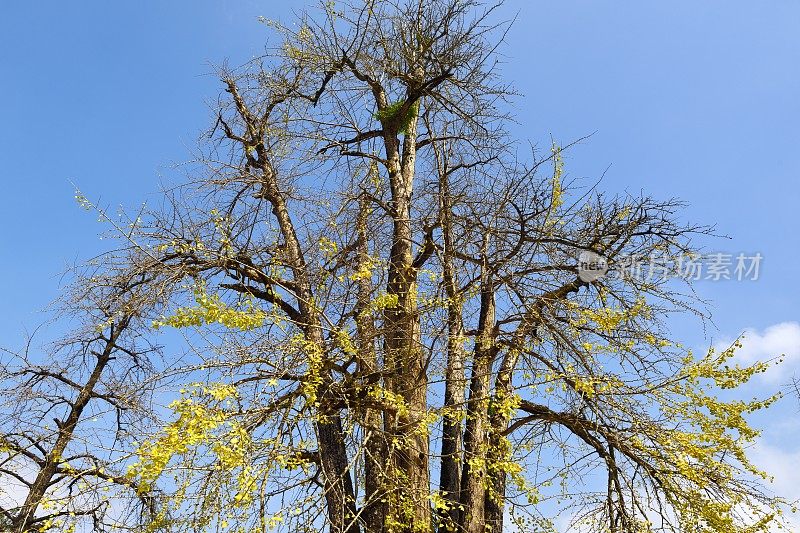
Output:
[0, 1, 789, 532]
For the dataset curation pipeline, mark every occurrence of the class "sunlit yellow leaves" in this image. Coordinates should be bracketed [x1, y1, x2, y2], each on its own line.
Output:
[289, 335, 324, 405]
[350, 254, 376, 281]
[318, 236, 338, 258]
[127, 383, 247, 495]
[73, 189, 92, 210]
[369, 292, 399, 312]
[153, 281, 267, 331]
[571, 298, 650, 334]
[621, 341, 786, 533]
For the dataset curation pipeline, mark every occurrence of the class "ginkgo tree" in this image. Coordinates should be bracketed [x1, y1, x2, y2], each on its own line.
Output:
[0, 261, 163, 532]
[0, 0, 790, 532]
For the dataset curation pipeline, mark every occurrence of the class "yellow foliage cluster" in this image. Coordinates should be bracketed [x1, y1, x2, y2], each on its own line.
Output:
[153, 281, 267, 331]
[571, 298, 650, 334]
[631, 344, 785, 532]
[127, 383, 247, 495]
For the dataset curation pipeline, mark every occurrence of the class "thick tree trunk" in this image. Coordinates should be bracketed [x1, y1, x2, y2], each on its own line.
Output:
[436, 157, 466, 532]
[484, 350, 520, 533]
[458, 272, 496, 533]
[317, 415, 361, 533]
[381, 104, 431, 532]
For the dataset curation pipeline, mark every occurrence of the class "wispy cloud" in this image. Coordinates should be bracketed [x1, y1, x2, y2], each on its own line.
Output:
[715, 322, 800, 383]
[713, 321, 800, 529]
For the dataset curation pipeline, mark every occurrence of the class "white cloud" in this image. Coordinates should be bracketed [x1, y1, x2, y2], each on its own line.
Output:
[751, 441, 800, 503]
[710, 321, 800, 529]
[750, 440, 800, 530]
[715, 322, 800, 383]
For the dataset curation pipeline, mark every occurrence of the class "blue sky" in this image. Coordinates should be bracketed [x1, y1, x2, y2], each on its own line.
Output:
[1, 0, 799, 526]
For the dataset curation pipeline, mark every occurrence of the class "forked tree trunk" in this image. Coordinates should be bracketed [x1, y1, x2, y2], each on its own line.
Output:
[381, 101, 432, 532]
[11, 319, 129, 533]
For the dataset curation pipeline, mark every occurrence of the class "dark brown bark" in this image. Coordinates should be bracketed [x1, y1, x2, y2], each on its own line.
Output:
[356, 191, 388, 533]
[484, 350, 519, 533]
[254, 142, 360, 533]
[380, 98, 432, 532]
[458, 267, 496, 533]
[435, 145, 466, 532]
